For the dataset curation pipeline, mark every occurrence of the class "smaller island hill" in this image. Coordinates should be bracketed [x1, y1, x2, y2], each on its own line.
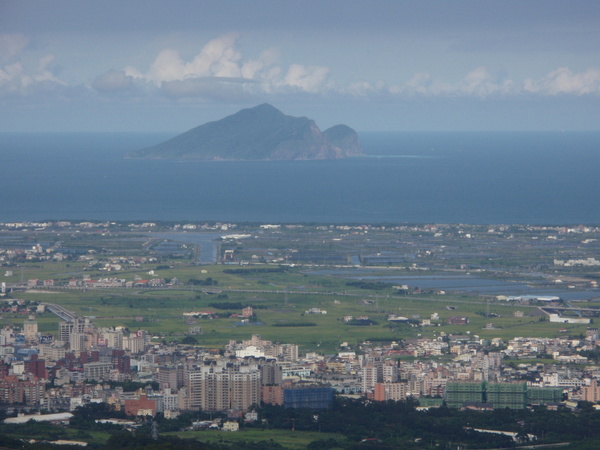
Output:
[127, 103, 362, 161]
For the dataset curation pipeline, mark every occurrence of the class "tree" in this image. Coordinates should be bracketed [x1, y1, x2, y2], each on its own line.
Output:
[181, 335, 198, 345]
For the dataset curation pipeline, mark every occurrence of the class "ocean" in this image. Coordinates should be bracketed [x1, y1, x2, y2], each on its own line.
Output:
[1, 131, 599, 225]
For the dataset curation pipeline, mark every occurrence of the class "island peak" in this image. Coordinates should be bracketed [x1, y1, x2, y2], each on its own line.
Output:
[127, 104, 362, 161]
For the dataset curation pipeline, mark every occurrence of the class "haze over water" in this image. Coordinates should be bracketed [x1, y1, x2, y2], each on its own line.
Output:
[1, 131, 599, 225]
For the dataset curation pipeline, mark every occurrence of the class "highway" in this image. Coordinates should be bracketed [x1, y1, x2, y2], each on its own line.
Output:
[43, 303, 78, 322]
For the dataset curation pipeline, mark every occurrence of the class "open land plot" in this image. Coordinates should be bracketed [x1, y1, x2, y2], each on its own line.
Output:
[166, 428, 350, 449]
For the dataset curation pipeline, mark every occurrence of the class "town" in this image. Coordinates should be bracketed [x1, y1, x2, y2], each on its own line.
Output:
[1, 220, 600, 448]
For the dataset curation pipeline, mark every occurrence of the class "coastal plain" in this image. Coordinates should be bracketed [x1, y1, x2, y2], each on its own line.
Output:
[2, 221, 599, 353]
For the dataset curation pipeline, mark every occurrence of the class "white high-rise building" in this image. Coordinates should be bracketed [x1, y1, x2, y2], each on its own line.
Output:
[361, 365, 381, 394]
[23, 316, 38, 343]
[186, 361, 261, 412]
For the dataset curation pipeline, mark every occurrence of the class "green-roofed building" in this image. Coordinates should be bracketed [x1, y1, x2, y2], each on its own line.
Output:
[417, 397, 444, 408]
[527, 387, 563, 405]
[487, 382, 527, 409]
[445, 382, 485, 409]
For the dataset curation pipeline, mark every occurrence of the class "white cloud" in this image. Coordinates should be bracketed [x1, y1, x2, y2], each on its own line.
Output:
[124, 34, 331, 97]
[342, 80, 387, 97]
[402, 72, 433, 94]
[0, 33, 69, 97]
[126, 34, 244, 83]
[524, 67, 600, 95]
[3, 31, 600, 107]
[240, 48, 279, 80]
[346, 81, 379, 96]
[146, 49, 185, 82]
[0, 34, 29, 62]
[31, 55, 61, 84]
[92, 70, 135, 93]
[282, 64, 329, 94]
[0, 54, 65, 96]
[0, 62, 24, 88]
[161, 76, 256, 101]
[459, 66, 497, 96]
[386, 66, 600, 99]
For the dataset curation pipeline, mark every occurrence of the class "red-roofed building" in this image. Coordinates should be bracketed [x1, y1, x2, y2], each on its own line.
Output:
[124, 394, 156, 417]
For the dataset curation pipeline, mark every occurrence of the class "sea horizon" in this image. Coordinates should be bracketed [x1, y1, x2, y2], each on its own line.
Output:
[1, 130, 599, 225]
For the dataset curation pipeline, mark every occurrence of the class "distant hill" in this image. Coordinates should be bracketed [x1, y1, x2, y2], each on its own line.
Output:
[127, 104, 362, 161]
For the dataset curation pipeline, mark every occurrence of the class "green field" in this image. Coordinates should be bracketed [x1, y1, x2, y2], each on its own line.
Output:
[0, 423, 346, 449]
[166, 428, 349, 449]
[6, 262, 592, 353]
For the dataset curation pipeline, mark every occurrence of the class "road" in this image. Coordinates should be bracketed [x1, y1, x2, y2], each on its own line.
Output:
[43, 302, 78, 322]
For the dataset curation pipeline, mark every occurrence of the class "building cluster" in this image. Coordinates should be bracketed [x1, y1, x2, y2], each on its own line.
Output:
[0, 242, 67, 263]
[300, 331, 600, 410]
[0, 238, 161, 271]
[5, 302, 600, 422]
[0, 221, 238, 232]
[554, 257, 600, 267]
[0, 317, 333, 419]
[25, 275, 173, 290]
[350, 331, 600, 409]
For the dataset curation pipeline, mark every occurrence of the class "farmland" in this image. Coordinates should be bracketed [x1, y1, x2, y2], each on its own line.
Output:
[2, 221, 599, 353]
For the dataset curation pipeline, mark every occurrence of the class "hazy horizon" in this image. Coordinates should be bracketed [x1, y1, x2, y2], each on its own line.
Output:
[1, 1, 599, 133]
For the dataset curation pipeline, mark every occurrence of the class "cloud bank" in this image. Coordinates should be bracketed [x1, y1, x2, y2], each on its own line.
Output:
[2, 32, 600, 105]
[117, 34, 330, 99]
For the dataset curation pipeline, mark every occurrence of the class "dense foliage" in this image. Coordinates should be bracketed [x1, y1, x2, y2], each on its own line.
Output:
[257, 398, 600, 448]
[5, 400, 600, 448]
[188, 278, 218, 286]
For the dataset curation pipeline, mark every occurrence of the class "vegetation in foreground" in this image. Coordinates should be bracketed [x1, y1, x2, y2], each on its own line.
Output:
[5, 399, 600, 449]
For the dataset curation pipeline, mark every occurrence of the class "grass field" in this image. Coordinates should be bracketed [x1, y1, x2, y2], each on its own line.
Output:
[166, 428, 349, 449]
[6, 262, 592, 353]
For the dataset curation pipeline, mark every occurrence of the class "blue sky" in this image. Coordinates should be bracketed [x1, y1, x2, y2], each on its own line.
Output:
[1, 0, 599, 132]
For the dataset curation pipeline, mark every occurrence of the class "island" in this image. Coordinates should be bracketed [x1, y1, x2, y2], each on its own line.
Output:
[127, 103, 362, 161]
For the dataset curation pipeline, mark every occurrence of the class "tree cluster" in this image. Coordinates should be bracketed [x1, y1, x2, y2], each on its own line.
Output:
[257, 398, 600, 448]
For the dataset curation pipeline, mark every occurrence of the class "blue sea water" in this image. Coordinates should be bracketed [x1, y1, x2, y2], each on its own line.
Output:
[0, 131, 599, 224]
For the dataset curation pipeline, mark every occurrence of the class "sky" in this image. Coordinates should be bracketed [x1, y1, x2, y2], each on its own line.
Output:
[1, 0, 599, 132]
